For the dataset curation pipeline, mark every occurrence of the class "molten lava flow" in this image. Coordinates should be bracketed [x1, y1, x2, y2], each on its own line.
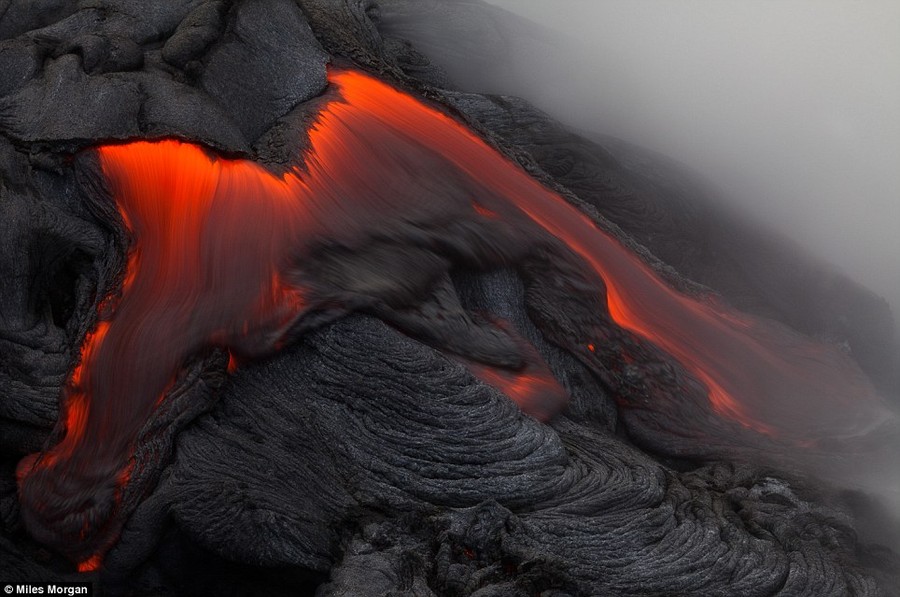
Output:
[17, 67, 887, 567]
[16, 139, 314, 568]
[326, 70, 884, 435]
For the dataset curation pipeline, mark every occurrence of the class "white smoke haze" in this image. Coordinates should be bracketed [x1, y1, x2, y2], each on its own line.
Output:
[476, 0, 900, 539]
[377, 0, 900, 545]
[454, 0, 900, 323]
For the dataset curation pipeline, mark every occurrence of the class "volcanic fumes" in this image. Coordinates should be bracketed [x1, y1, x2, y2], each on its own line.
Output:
[16, 68, 888, 567]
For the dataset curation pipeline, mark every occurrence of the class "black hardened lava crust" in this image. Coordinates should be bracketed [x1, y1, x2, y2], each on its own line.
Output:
[1, 1, 898, 595]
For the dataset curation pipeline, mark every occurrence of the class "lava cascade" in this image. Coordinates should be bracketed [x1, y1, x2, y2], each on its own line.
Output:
[16, 68, 887, 568]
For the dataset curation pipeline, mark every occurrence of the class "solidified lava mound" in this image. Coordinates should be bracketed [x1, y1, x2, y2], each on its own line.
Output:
[1, 1, 899, 595]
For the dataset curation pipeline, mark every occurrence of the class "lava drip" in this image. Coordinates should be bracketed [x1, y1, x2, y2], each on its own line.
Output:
[17, 68, 888, 568]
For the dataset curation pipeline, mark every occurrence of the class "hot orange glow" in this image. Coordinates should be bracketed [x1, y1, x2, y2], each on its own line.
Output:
[17, 67, 887, 565]
[471, 363, 568, 422]
[77, 554, 102, 573]
[472, 201, 499, 219]
[325, 70, 884, 438]
[17, 138, 315, 565]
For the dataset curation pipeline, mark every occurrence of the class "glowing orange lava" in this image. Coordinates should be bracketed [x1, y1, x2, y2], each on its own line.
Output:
[17, 67, 887, 567]
[329, 71, 884, 438]
[77, 555, 102, 573]
[470, 362, 568, 422]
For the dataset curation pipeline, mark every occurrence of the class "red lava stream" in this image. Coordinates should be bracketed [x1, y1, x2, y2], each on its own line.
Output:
[16, 68, 888, 569]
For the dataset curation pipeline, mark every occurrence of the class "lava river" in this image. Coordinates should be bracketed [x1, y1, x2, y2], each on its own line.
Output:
[16, 68, 889, 568]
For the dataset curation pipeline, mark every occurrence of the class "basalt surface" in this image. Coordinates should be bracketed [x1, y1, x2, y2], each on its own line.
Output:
[1, 1, 898, 595]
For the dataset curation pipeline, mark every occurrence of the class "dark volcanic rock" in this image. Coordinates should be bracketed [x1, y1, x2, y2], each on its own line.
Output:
[199, 0, 328, 142]
[0, 0, 327, 151]
[104, 315, 887, 595]
[2, 0, 899, 596]
[0, 138, 107, 453]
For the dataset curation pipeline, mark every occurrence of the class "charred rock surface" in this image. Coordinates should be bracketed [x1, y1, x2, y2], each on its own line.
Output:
[97, 314, 894, 595]
[0, 0, 327, 152]
[1, 1, 898, 596]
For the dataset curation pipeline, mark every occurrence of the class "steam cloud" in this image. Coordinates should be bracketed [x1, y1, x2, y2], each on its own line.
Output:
[376, 0, 900, 545]
[385, 0, 900, 330]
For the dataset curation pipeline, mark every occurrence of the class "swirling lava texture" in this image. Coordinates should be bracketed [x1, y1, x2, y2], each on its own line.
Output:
[15, 69, 890, 573]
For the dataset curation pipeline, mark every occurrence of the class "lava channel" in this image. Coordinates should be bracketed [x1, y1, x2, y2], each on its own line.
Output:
[17, 67, 888, 569]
